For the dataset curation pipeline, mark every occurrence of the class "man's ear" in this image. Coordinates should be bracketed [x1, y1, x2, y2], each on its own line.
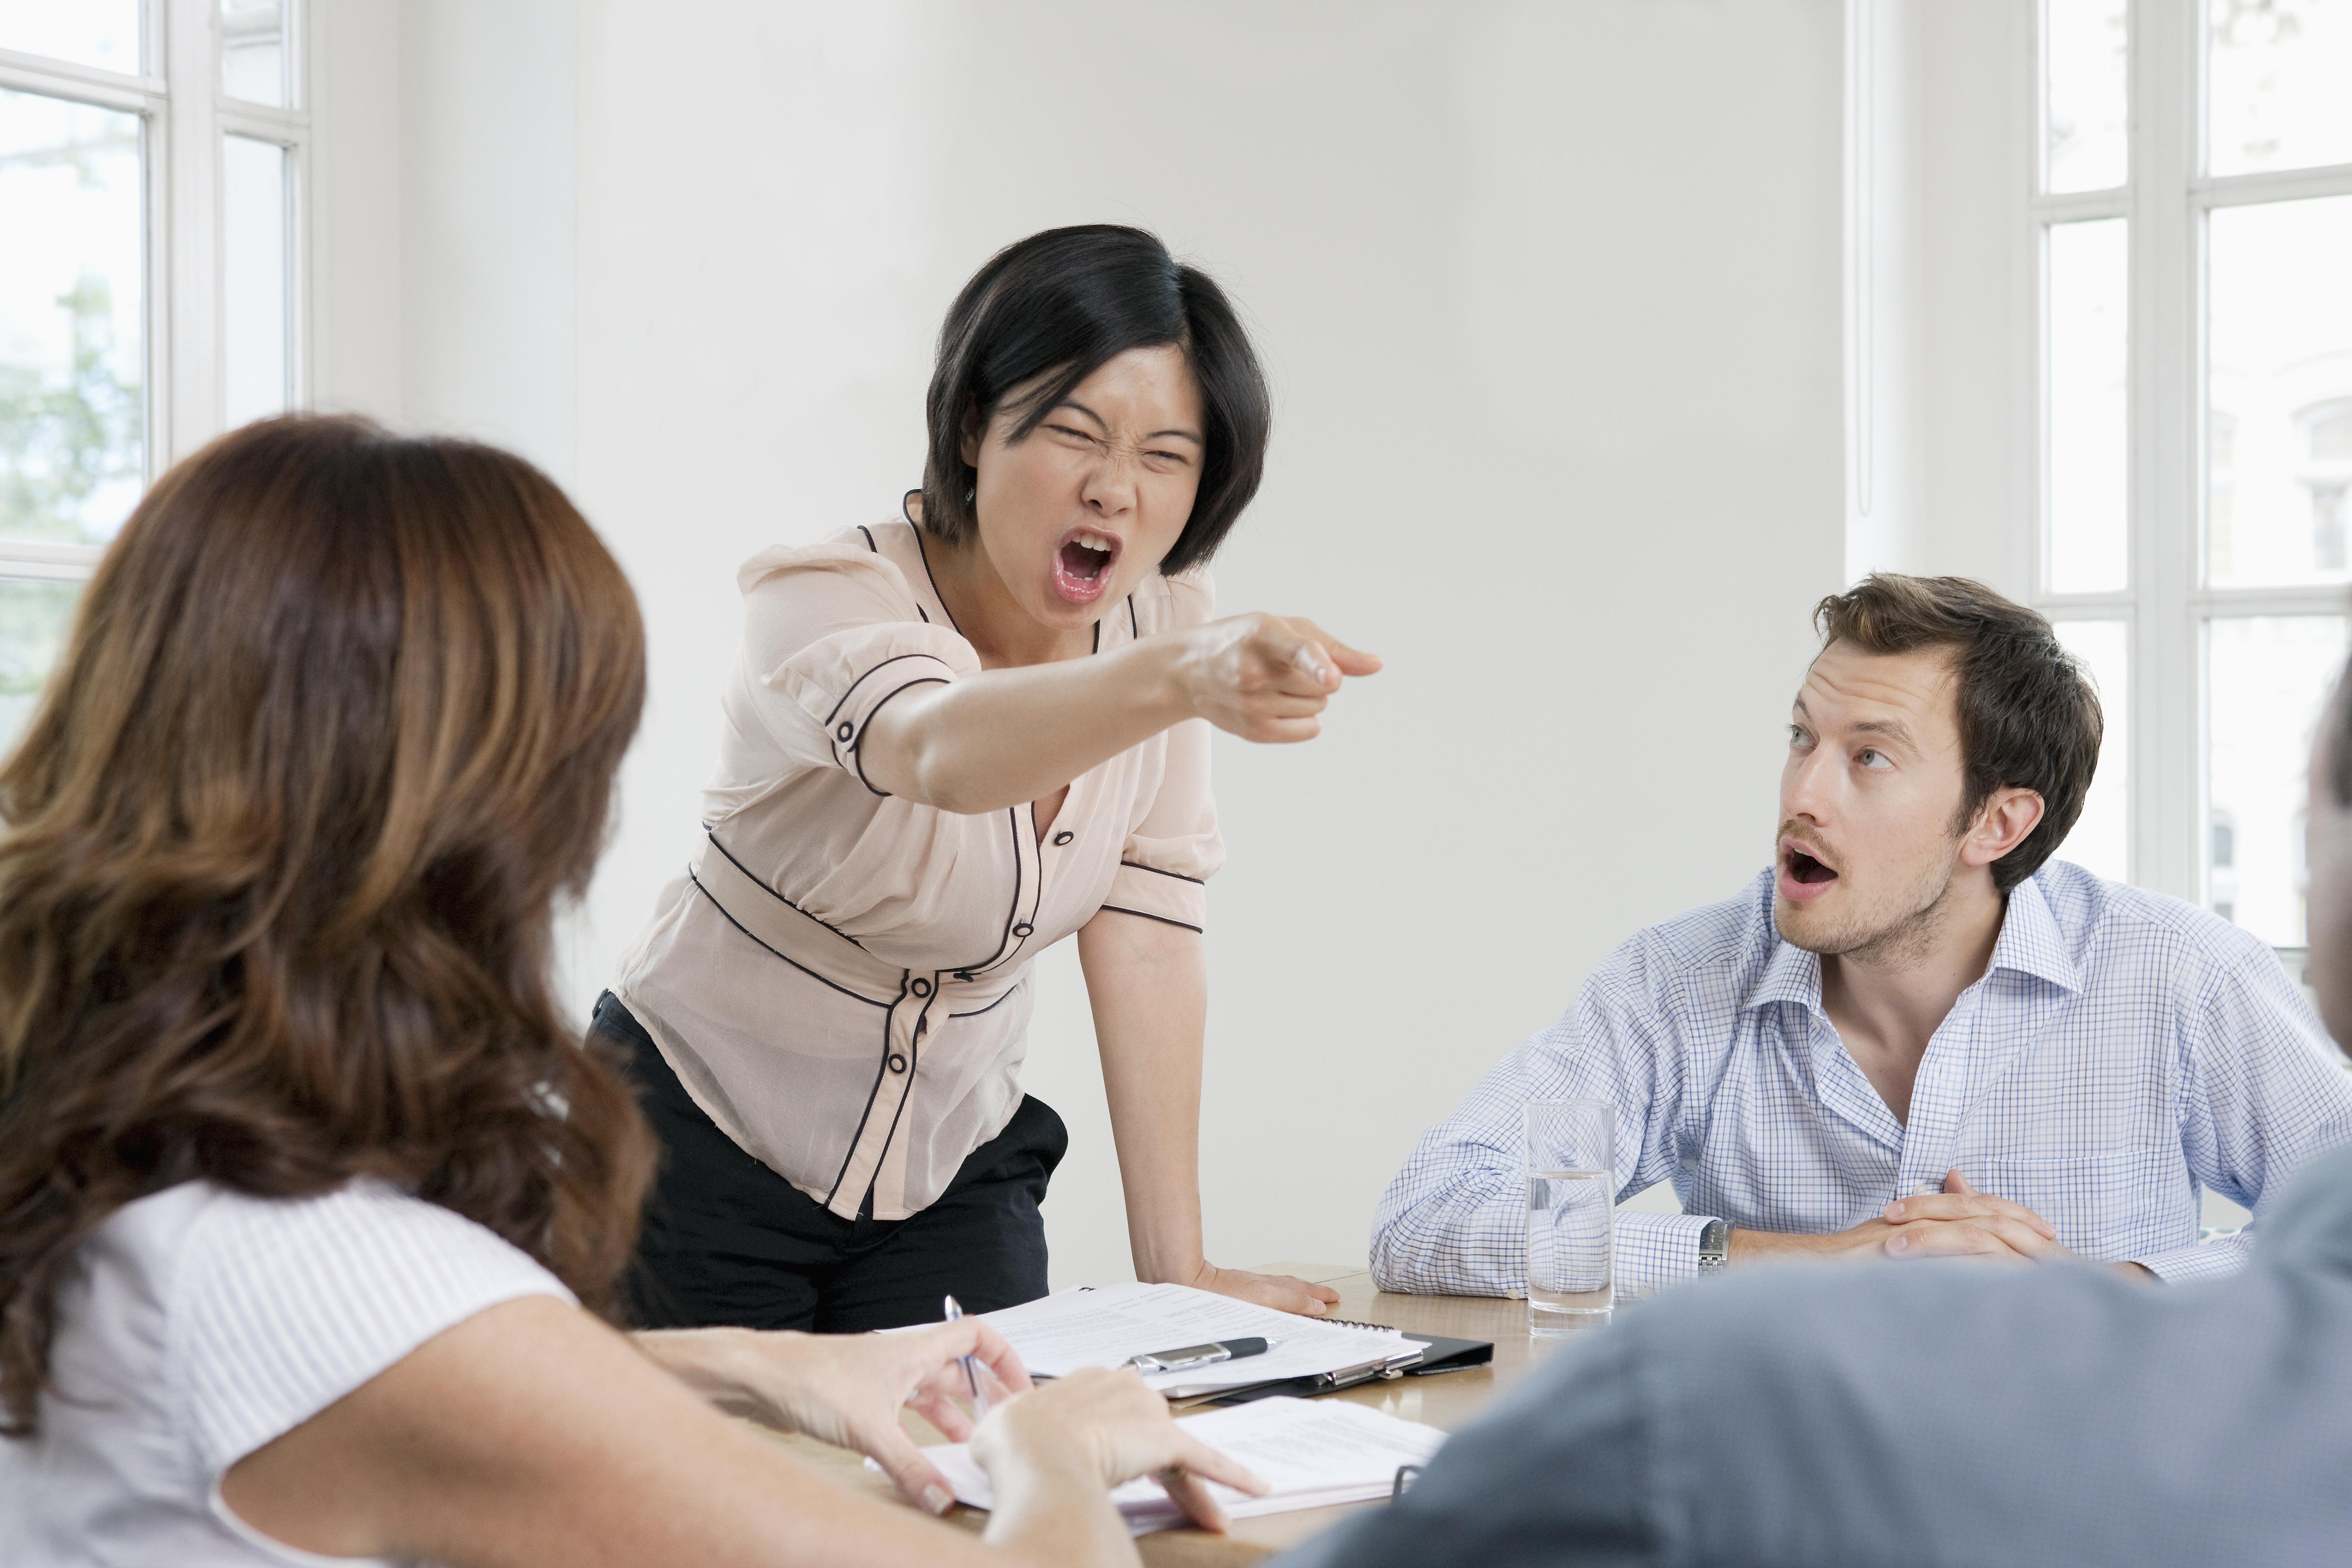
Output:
[1962, 787, 2045, 870]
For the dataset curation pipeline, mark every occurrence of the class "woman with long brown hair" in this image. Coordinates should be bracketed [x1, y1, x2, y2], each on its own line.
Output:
[0, 417, 1254, 1566]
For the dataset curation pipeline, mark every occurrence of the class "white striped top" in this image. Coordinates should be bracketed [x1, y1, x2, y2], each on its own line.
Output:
[0, 1178, 572, 1567]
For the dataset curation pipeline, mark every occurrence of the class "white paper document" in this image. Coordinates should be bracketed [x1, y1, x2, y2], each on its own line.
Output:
[977, 1282, 1419, 1396]
[916, 1396, 1447, 1536]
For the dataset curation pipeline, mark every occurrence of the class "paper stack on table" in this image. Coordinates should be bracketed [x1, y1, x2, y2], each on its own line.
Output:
[916, 1396, 1447, 1536]
[977, 1282, 1421, 1397]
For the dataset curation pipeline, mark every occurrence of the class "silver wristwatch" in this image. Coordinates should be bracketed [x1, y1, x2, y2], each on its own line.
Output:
[1698, 1217, 1729, 1274]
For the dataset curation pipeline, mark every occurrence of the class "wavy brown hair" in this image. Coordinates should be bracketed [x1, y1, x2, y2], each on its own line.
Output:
[0, 416, 654, 1434]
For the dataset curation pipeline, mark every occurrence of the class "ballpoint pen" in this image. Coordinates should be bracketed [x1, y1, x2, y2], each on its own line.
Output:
[943, 1294, 988, 1418]
[1124, 1337, 1272, 1375]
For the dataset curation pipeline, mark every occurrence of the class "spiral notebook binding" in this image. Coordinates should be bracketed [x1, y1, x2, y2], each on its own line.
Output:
[1326, 1316, 1401, 1333]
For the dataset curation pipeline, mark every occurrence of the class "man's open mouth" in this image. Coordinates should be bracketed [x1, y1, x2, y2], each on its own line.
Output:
[1786, 848, 1837, 885]
[1051, 528, 1119, 603]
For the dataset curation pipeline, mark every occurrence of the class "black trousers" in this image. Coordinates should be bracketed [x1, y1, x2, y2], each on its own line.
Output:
[594, 991, 1068, 1333]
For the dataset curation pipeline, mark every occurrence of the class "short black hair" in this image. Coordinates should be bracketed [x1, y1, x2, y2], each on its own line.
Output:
[1813, 574, 2104, 895]
[920, 225, 1270, 577]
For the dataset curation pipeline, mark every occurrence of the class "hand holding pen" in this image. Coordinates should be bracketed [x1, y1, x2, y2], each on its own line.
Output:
[635, 1313, 1030, 1516]
[943, 1294, 988, 1418]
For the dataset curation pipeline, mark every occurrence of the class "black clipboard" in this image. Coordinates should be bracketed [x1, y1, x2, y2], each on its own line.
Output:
[1201, 1330, 1494, 1406]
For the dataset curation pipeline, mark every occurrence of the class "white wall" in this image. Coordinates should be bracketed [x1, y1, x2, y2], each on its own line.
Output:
[324, 0, 1847, 1287]
[1842, 0, 2028, 592]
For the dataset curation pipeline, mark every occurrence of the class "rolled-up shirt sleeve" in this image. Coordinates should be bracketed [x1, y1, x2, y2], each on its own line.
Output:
[1370, 931, 1708, 1299]
[731, 542, 981, 793]
[1101, 573, 1223, 932]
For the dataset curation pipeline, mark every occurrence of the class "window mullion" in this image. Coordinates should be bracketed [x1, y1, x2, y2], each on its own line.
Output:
[163, 0, 220, 460]
[2128, 0, 2200, 902]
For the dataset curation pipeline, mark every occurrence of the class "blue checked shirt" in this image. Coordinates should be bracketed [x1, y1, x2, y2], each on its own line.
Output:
[1371, 862, 2352, 1298]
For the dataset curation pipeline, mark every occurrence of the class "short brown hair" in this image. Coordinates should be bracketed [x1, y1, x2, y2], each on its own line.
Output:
[1813, 574, 2102, 894]
[0, 416, 654, 1434]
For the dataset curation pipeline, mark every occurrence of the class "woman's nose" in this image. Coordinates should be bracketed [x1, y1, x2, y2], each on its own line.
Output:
[1081, 454, 1137, 516]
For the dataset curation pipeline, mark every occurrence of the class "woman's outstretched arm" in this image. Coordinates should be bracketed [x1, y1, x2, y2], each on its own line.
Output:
[857, 614, 1378, 814]
[221, 1296, 1259, 1568]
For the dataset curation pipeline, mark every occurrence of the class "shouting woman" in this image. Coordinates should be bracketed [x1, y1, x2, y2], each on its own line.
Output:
[599, 225, 1377, 1331]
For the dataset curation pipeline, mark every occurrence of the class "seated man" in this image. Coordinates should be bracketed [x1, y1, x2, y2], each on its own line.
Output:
[1276, 625, 2352, 1568]
[1375, 574, 2352, 1296]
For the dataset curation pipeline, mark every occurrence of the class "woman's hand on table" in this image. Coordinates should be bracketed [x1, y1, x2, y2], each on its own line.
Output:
[973, 1367, 1268, 1535]
[1173, 613, 1381, 743]
[1181, 1261, 1343, 1317]
[633, 1321, 1030, 1514]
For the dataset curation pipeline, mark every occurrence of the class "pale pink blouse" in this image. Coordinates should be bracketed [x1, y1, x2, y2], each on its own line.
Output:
[615, 520, 1221, 1220]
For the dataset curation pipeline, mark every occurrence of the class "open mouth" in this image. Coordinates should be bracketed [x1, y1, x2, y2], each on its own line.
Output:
[1778, 840, 1840, 902]
[1051, 528, 1119, 604]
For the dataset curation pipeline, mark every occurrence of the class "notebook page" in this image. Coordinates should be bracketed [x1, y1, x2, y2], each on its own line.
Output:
[911, 1396, 1448, 1535]
[979, 1282, 1414, 1393]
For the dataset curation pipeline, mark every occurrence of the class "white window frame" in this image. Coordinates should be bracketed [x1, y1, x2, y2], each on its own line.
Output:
[2023, 0, 2352, 907]
[0, 0, 309, 588]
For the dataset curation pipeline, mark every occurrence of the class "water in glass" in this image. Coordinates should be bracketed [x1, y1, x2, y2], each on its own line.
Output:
[1527, 1167, 1613, 1332]
[1525, 1098, 1613, 1334]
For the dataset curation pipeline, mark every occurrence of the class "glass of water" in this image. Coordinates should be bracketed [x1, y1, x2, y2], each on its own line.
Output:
[1526, 1098, 1613, 1333]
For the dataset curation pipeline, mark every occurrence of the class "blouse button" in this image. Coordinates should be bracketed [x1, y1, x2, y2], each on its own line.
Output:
[1052, 831, 1074, 846]
[836, 722, 854, 742]
[910, 977, 933, 997]
[1013, 923, 1034, 938]
[888, 1053, 908, 1073]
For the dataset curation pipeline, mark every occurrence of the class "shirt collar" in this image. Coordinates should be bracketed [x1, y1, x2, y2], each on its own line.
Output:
[1745, 938, 1824, 1013]
[1984, 874, 2084, 995]
[1742, 869, 2083, 1012]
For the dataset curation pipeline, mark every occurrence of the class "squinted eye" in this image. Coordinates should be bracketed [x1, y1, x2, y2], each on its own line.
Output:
[1858, 749, 1892, 770]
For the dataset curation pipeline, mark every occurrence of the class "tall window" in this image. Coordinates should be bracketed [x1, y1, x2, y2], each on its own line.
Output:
[0, 0, 304, 743]
[2034, 0, 2352, 945]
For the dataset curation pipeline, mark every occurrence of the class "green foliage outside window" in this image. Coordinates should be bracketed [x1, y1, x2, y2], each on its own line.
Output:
[0, 272, 133, 730]
[0, 269, 141, 546]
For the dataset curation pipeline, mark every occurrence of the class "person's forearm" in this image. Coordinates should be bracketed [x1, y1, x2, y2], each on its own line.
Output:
[1727, 1226, 1873, 1264]
[1079, 918, 1210, 1283]
[859, 637, 1190, 813]
[630, 1327, 775, 1418]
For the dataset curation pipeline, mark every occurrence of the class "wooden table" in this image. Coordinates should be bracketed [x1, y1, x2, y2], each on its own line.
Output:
[759, 1264, 1604, 1563]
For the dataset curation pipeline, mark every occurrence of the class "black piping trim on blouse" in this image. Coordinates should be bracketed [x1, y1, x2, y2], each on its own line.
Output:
[911, 528, 962, 634]
[822, 653, 948, 731]
[983, 807, 1031, 973]
[687, 868, 883, 1007]
[1128, 596, 1139, 641]
[705, 833, 867, 950]
[867, 520, 931, 620]
[949, 979, 1026, 1020]
[824, 996, 905, 1207]
[1097, 905, 1204, 934]
[1116, 860, 1205, 886]
[855, 991, 934, 1213]
[848, 677, 950, 797]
